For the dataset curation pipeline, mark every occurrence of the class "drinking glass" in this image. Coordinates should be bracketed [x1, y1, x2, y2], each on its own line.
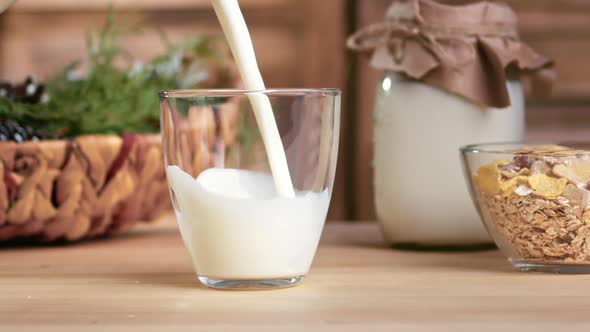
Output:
[160, 89, 340, 289]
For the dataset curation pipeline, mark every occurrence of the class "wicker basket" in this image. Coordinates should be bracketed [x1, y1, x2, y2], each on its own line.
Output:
[0, 101, 239, 243]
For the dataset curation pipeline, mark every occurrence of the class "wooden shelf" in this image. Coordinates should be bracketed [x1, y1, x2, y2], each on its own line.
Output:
[1, 215, 589, 330]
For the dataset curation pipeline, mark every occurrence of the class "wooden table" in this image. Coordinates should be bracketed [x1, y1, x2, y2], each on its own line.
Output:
[2, 216, 590, 331]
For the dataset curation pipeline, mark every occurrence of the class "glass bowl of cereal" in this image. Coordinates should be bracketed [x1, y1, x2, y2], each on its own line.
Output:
[462, 143, 590, 273]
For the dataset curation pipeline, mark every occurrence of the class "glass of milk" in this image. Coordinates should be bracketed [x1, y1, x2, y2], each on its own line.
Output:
[160, 88, 340, 290]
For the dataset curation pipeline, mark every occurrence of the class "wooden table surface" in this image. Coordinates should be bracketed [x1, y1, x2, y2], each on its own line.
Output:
[1, 215, 590, 331]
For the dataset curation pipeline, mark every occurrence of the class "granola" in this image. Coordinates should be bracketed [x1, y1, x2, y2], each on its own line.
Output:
[473, 145, 590, 264]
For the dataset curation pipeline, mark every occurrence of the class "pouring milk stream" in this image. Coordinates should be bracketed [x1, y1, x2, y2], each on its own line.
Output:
[210, 0, 295, 197]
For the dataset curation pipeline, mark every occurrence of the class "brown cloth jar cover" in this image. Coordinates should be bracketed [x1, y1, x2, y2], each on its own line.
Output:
[347, 0, 555, 108]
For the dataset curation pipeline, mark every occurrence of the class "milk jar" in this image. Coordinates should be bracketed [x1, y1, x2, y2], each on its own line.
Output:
[348, 0, 554, 248]
[372, 72, 523, 247]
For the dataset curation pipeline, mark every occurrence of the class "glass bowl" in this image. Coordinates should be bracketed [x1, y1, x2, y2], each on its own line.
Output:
[160, 89, 341, 289]
[462, 143, 590, 273]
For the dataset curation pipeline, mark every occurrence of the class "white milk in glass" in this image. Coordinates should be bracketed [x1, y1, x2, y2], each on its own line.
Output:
[167, 167, 329, 279]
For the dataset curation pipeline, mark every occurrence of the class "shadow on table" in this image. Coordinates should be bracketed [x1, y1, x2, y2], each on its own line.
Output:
[408, 251, 515, 274]
[326, 239, 515, 274]
[0, 225, 178, 250]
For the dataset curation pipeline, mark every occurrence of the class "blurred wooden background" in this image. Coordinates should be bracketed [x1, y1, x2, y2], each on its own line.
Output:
[1, 0, 589, 221]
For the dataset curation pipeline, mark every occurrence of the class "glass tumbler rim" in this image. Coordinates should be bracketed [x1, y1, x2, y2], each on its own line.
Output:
[160, 88, 341, 99]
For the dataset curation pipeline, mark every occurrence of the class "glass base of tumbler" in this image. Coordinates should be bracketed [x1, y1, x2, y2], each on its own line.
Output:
[511, 259, 590, 274]
[198, 275, 305, 290]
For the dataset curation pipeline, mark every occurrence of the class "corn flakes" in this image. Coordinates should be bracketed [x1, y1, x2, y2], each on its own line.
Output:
[500, 175, 529, 194]
[552, 159, 590, 185]
[474, 159, 508, 195]
[528, 173, 568, 199]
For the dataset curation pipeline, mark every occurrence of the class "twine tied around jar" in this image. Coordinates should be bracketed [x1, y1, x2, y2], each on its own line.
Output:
[347, 0, 555, 108]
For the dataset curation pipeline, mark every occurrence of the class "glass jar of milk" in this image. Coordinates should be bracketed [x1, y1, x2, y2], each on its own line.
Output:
[373, 72, 523, 247]
[348, 0, 555, 247]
